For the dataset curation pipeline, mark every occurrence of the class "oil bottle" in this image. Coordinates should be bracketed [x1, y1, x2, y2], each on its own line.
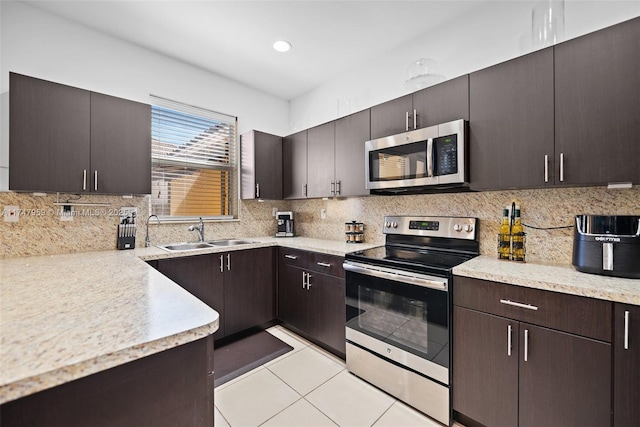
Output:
[499, 208, 511, 259]
[512, 207, 525, 261]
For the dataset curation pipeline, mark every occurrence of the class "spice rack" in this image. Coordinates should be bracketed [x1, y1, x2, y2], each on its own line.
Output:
[345, 221, 364, 243]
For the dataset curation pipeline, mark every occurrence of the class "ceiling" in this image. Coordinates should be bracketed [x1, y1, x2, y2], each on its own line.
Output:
[22, 0, 490, 100]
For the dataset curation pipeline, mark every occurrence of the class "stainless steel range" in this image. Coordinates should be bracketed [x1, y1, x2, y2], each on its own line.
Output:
[343, 215, 479, 426]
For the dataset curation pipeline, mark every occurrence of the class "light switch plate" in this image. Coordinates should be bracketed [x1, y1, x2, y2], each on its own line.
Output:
[3, 205, 19, 222]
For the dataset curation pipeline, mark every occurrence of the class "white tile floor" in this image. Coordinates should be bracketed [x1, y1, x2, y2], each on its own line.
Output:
[214, 325, 463, 427]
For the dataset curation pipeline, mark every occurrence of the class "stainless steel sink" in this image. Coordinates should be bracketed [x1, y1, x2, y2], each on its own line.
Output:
[157, 242, 214, 252]
[207, 239, 257, 246]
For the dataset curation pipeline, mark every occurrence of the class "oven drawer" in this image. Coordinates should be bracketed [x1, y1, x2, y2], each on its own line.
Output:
[453, 276, 611, 342]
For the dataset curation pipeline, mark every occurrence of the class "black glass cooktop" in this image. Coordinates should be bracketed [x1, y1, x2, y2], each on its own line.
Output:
[346, 245, 476, 275]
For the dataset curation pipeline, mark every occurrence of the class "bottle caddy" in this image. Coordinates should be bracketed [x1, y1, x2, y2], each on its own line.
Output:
[498, 203, 526, 262]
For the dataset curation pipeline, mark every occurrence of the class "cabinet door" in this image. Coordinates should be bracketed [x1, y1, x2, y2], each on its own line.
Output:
[469, 48, 554, 190]
[307, 122, 335, 198]
[277, 263, 313, 334]
[518, 323, 611, 427]
[315, 272, 346, 355]
[240, 131, 282, 200]
[452, 307, 518, 427]
[614, 304, 640, 427]
[283, 130, 308, 199]
[555, 18, 640, 186]
[335, 109, 370, 197]
[412, 75, 469, 128]
[224, 248, 275, 336]
[90, 92, 151, 194]
[9, 73, 90, 193]
[158, 254, 225, 339]
[370, 94, 413, 139]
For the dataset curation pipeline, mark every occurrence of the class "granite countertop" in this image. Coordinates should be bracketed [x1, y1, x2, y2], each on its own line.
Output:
[0, 236, 378, 404]
[453, 255, 640, 306]
[0, 250, 219, 404]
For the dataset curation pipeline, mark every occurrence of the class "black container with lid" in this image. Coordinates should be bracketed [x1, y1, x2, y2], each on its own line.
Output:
[572, 214, 640, 279]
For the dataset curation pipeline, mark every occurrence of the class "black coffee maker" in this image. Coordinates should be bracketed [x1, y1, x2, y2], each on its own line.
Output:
[276, 211, 294, 237]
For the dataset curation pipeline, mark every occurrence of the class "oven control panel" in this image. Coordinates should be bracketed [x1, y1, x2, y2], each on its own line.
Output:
[383, 215, 477, 240]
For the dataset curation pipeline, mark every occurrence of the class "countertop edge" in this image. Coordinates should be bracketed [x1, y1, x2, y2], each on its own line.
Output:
[453, 255, 640, 306]
[0, 319, 218, 404]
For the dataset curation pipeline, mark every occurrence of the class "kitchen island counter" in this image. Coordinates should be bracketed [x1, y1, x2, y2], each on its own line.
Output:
[0, 250, 219, 404]
[454, 255, 640, 305]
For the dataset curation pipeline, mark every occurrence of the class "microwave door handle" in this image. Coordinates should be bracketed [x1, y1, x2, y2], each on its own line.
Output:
[426, 138, 434, 177]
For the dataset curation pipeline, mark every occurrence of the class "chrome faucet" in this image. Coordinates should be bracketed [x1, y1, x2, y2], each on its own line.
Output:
[188, 217, 205, 242]
[145, 214, 160, 247]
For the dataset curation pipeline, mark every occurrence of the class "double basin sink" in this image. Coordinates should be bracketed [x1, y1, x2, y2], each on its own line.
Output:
[158, 239, 257, 252]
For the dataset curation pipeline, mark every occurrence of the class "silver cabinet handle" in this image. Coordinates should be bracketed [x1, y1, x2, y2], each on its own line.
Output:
[524, 329, 529, 362]
[306, 273, 312, 289]
[336, 180, 341, 195]
[544, 155, 549, 183]
[331, 180, 335, 195]
[413, 109, 417, 130]
[219, 255, 224, 273]
[405, 111, 409, 131]
[624, 310, 630, 350]
[559, 152, 564, 182]
[317, 262, 331, 268]
[256, 183, 260, 198]
[94, 170, 98, 191]
[226, 253, 230, 271]
[303, 184, 307, 197]
[83, 170, 87, 191]
[500, 299, 538, 311]
[302, 271, 307, 289]
[284, 255, 298, 260]
[508, 324, 513, 356]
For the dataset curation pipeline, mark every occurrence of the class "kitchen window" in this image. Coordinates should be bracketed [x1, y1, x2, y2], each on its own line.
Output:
[150, 96, 237, 220]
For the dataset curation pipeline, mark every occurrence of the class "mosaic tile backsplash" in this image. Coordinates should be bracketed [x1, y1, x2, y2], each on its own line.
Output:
[2, 186, 638, 265]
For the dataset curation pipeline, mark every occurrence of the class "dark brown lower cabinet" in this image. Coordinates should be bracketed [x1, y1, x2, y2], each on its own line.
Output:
[277, 248, 346, 357]
[157, 247, 276, 341]
[0, 336, 214, 427]
[453, 276, 613, 427]
[614, 303, 640, 427]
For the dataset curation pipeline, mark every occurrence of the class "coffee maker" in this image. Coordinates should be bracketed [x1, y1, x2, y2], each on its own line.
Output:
[276, 211, 295, 237]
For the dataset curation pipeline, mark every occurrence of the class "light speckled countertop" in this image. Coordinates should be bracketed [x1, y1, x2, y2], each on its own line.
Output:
[0, 237, 379, 404]
[453, 255, 640, 305]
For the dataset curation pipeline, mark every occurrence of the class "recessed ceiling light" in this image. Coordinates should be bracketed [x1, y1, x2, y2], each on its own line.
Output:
[273, 40, 292, 53]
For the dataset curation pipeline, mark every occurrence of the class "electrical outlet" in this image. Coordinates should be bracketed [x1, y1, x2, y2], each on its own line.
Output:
[321, 209, 327, 219]
[60, 205, 73, 221]
[3, 206, 20, 223]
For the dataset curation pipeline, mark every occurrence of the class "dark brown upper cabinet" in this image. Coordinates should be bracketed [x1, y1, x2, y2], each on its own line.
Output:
[469, 48, 555, 191]
[412, 75, 470, 127]
[370, 94, 413, 139]
[90, 92, 151, 195]
[370, 76, 470, 140]
[240, 130, 283, 200]
[307, 121, 336, 198]
[9, 73, 151, 194]
[283, 130, 308, 199]
[554, 17, 640, 186]
[334, 109, 370, 197]
[10, 72, 91, 193]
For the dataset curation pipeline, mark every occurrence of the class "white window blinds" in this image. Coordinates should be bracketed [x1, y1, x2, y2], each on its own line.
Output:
[150, 95, 237, 220]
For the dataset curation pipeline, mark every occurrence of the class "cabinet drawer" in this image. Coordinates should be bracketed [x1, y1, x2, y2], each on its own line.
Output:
[278, 247, 311, 269]
[309, 252, 345, 278]
[454, 276, 611, 342]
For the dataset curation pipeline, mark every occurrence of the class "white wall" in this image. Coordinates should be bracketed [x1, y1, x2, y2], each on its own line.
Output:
[0, 1, 290, 190]
[289, 0, 640, 133]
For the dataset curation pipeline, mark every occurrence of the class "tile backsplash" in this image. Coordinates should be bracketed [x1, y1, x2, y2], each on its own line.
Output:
[2, 186, 638, 265]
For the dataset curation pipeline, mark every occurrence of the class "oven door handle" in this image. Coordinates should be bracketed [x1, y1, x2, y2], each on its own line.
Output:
[343, 261, 448, 291]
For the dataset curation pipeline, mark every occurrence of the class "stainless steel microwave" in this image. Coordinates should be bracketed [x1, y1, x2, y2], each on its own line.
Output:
[365, 119, 468, 193]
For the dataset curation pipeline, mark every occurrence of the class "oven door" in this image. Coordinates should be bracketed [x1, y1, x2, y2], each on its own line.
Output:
[343, 261, 450, 384]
